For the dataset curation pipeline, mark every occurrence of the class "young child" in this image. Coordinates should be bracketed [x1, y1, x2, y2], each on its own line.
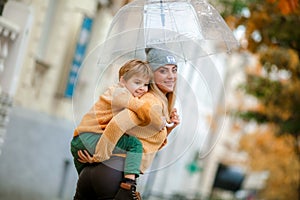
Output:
[70, 59, 165, 198]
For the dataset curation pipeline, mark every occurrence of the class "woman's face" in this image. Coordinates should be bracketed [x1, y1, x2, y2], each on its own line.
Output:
[153, 64, 177, 94]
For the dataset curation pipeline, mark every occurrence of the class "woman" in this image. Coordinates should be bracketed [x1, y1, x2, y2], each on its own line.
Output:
[73, 48, 180, 200]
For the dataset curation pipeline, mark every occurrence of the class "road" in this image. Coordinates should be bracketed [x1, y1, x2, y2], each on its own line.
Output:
[0, 106, 78, 200]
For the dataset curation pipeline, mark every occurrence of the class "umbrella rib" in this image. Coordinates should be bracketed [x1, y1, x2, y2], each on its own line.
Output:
[134, 8, 145, 57]
[169, 2, 187, 63]
[160, 0, 165, 27]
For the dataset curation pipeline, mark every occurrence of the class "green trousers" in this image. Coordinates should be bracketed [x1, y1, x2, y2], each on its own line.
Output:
[70, 132, 142, 175]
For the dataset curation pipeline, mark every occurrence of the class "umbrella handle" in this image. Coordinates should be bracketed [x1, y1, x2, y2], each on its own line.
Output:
[166, 122, 174, 128]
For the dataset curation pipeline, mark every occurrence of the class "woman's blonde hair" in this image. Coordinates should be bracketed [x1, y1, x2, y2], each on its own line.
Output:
[150, 82, 176, 122]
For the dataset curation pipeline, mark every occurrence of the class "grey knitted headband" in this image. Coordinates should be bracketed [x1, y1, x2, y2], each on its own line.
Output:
[146, 48, 178, 71]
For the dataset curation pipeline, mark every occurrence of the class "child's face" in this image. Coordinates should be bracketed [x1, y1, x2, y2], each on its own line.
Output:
[121, 74, 150, 98]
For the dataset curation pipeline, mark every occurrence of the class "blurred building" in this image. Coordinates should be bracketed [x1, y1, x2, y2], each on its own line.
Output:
[0, 0, 265, 200]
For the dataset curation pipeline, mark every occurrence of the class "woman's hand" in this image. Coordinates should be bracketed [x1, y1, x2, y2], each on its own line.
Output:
[77, 150, 95, 163]
[167, 108, 180, 133]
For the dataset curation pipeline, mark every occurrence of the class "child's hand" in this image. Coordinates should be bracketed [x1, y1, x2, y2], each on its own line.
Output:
[77, 150, 94, 163]
[77, 150, 105, 163]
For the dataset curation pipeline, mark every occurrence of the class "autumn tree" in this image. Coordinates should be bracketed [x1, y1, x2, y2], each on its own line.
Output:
[212, 0, 300, 199]
[239, 127, 299, 199]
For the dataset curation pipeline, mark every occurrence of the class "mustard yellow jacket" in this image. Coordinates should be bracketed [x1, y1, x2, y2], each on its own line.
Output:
[74, 84, 168, 172]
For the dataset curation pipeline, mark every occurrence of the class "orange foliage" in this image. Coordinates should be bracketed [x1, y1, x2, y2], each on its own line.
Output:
[267, 0, 299, 14]
[245, 61, 262, 76]
[240, 129, 300, 200]
[280, 0, 298, 14]
[225, 15, 239, 30]
[287, 49, 300, 71]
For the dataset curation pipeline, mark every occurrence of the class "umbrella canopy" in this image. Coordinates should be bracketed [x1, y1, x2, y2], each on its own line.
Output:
[98, 0, 238, 64]
[73, 0, 238, 170]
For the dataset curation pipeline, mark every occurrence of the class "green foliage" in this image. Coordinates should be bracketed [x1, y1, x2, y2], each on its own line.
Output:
[216, 0, 249, 16]
[241, 74, 282, 102]
[267, 14, 300, 51]
[236, 111, 268, 123]
[279, 117, 300, 136]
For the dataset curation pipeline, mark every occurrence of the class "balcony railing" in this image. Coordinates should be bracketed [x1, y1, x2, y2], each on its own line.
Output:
[0, 16, 19, 72]
[0, 16, 20, 155]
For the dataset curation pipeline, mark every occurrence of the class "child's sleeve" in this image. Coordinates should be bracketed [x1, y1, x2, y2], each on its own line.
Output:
[112, 88, 165, 130]
[93, 108, 143, 162]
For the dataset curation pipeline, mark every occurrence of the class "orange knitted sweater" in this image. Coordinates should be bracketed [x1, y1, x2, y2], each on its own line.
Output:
[74, 84, 168, 172]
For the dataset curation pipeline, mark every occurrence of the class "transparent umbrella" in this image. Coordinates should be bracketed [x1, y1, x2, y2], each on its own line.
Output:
[73, 0, 238, 172]
[97, 0, 238, 65]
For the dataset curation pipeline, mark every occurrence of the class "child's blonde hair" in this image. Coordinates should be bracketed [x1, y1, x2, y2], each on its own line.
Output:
[119, 59, 153, 81]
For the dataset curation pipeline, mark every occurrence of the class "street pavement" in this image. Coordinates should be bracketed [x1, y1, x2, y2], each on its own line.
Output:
[0, 106, 78, 200]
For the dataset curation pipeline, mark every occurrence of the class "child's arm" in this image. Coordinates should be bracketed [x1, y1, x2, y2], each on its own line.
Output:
[92, 108, 145, 162]
[93, 100, 165, 162]
[112, 87, 165, 130]
[92, 88, 165, 162]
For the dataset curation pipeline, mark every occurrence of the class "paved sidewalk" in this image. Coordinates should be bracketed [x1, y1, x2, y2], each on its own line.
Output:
[0, 106, 78, 200]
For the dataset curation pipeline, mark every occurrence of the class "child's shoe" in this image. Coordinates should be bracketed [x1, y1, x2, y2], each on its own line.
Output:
[114, 182, 142, 200]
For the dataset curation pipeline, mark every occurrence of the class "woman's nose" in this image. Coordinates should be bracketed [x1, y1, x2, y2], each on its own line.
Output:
[167, 71, 176, 78]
